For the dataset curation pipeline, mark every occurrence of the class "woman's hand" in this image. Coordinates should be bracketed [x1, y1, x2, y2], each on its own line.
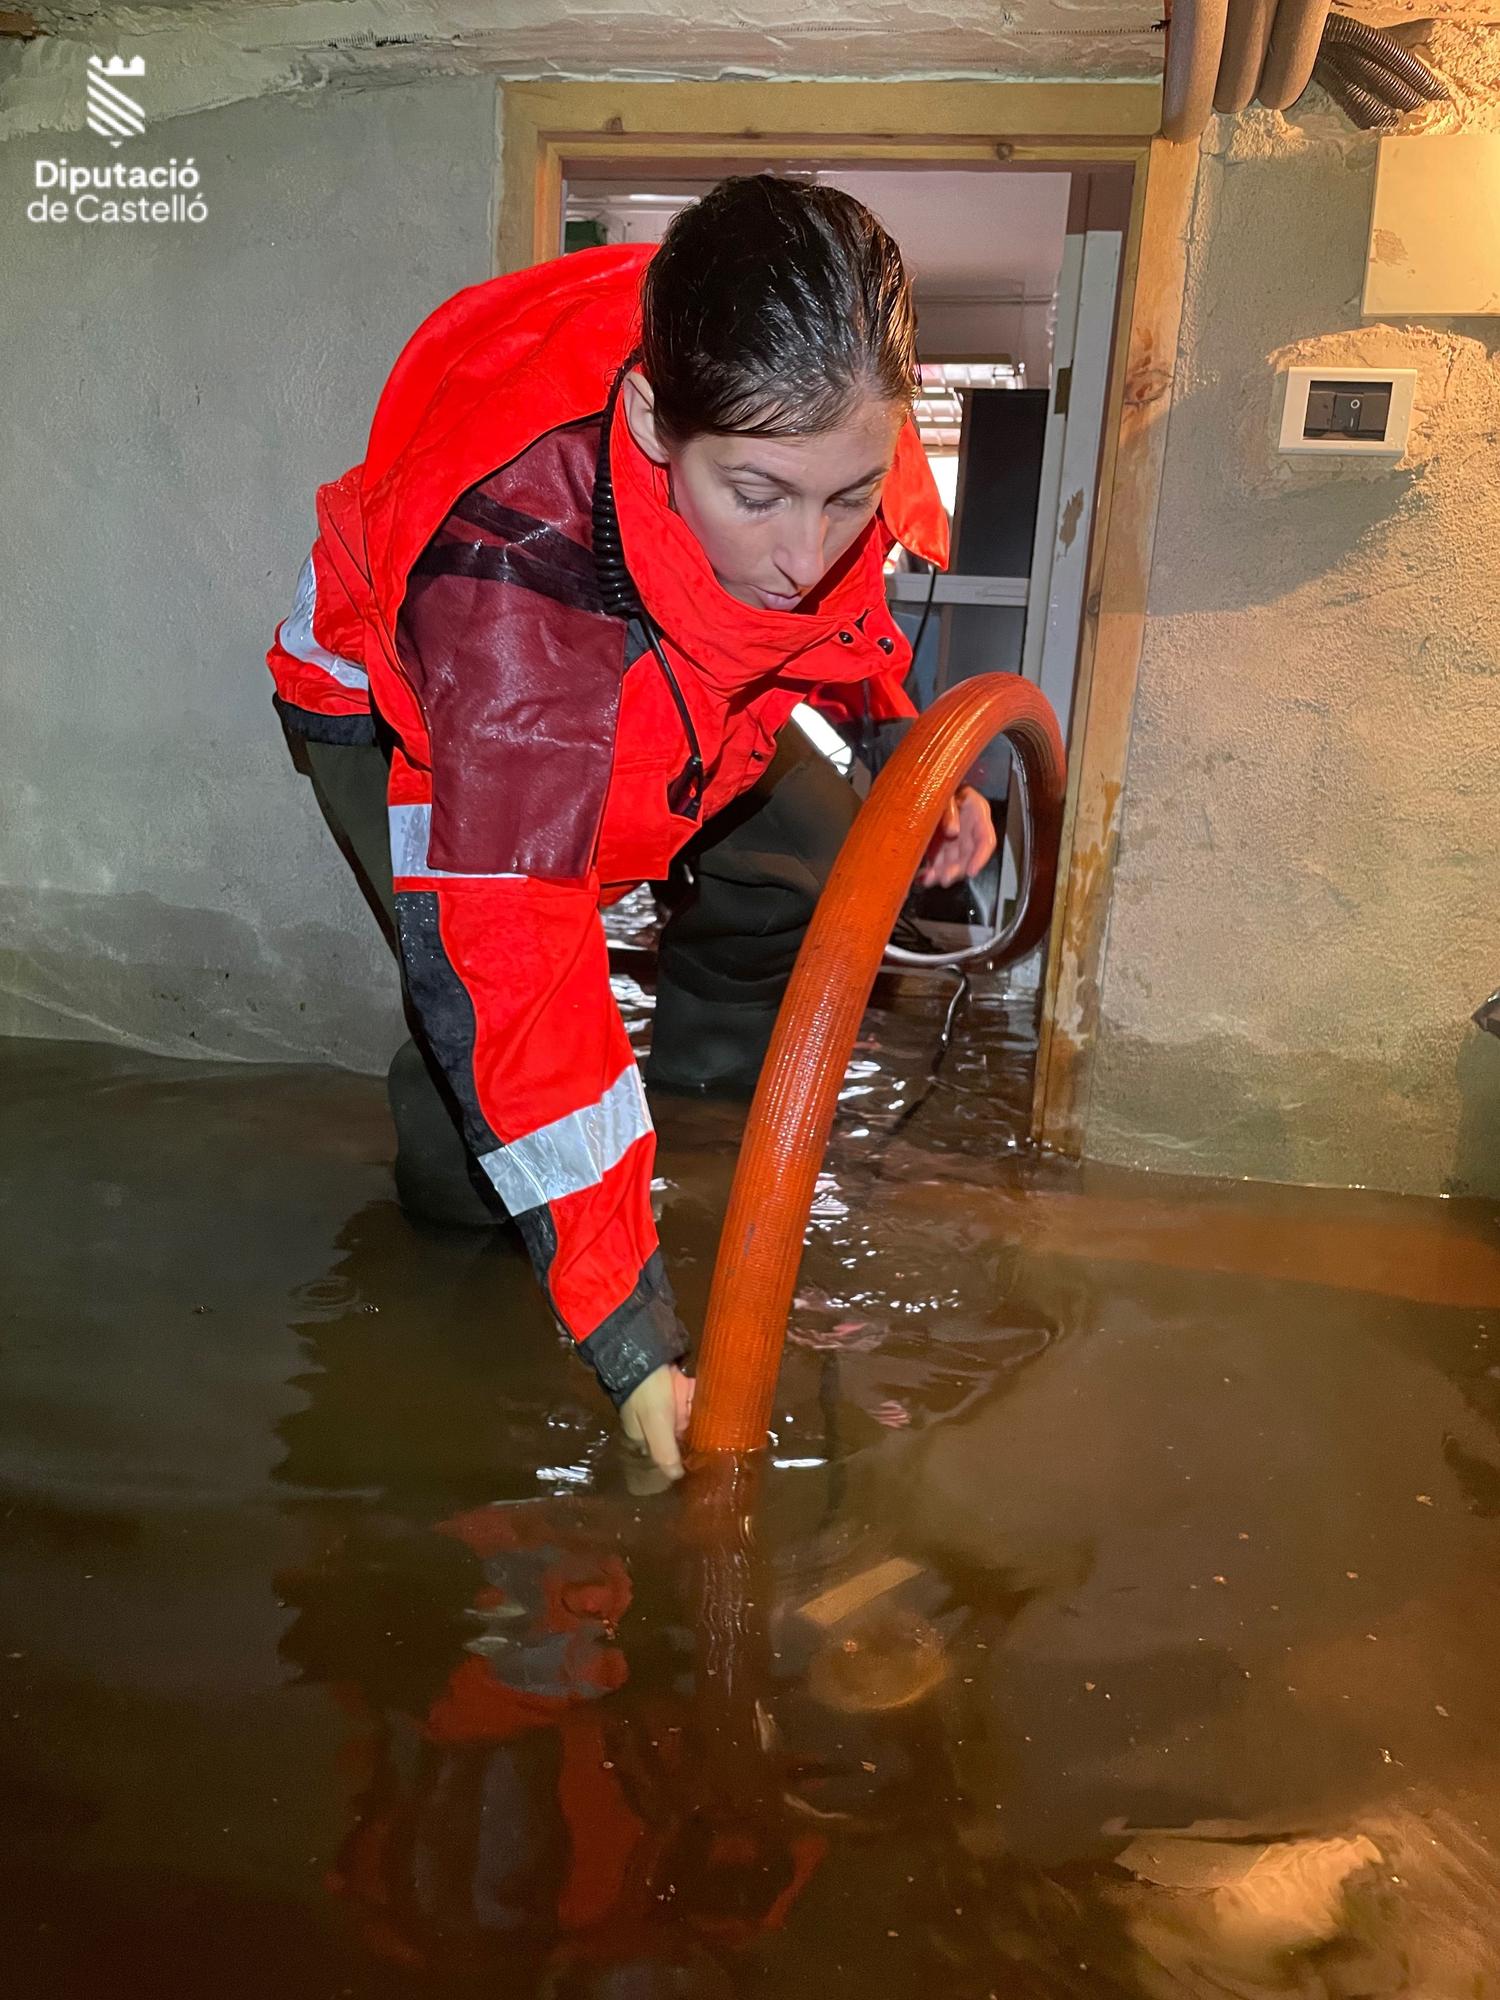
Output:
[619, 1363, 696, 1484]
[917, 785, 997, 889]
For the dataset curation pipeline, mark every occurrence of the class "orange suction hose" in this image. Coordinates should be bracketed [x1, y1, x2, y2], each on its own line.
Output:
[688, 674, 1067, 1455]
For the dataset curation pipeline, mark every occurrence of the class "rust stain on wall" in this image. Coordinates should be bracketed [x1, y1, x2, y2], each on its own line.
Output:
[1038, 796, 1118, 1153]
[1062, 777, 1122, 956]
[1123, 334, 1174, 411]
[1050, 771, 1124, 1112]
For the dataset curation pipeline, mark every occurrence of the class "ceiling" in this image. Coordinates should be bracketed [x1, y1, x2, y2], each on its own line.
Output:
[15, 0, 1171, 81]
[830, 169, 1072, 293]
[8, 0, 1492, 150]
[0, 0, 1168, 148]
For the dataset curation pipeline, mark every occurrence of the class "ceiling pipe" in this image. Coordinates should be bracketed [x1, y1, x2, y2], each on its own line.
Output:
[1214, 0, 1281, 112]
[1257, 0, 1333, 107]
[1160, 2, 1449, 140]
[1161, 0, 1233, 140]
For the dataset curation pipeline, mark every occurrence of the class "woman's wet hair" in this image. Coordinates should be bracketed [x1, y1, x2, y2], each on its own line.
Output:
[640, 174, 918, 444]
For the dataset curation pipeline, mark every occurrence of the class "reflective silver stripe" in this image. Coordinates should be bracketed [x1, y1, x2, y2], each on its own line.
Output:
[388, 803, 523, 881]
[790, 699, 854, 776]
[477, 1065, 652, 1217]
[278, 555, 369, 691]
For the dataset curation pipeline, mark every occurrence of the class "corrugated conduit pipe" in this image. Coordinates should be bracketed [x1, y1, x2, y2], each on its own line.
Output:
[688, 674, 1066, 1456]
[1255, 0, 1333, 108]
[1311, 13, 1449, 128]
[1167, 0, 1444, 136]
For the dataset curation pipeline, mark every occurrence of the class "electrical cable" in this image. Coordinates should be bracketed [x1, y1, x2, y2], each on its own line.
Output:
[1308, 10, 1448, 127]
[1321, 10, 1448, 97]
[887, 967, 973, 1137]
[908, 558, 940, 670]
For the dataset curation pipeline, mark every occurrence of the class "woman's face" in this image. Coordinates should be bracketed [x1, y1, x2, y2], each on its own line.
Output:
[623, 375, 905, 613]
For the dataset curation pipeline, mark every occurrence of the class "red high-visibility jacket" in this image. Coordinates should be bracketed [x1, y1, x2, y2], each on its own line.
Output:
[267, 244, 948, 1401]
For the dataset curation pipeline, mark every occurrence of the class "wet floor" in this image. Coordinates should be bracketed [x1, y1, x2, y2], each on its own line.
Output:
[4, 984, 1500, 1999]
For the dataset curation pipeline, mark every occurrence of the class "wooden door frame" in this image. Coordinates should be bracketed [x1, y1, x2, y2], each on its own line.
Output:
[498, 81, 1197, 1158]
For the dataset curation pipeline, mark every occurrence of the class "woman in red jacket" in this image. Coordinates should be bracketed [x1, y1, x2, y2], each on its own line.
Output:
[269, 176, 994, 1480]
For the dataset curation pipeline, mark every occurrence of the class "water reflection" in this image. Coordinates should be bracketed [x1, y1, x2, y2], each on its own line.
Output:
[6, 1030, 1500, 1997]
[270, 1187, 1500, 1993]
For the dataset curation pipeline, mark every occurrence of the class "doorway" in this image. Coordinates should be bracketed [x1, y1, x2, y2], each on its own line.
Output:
[564, 164, 1119, 985]
[500, 84, 1191, 1154]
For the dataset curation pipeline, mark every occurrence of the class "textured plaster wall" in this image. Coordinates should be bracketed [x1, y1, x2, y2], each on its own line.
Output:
[0, 74, 498, 1066]
[1088, 41, 1500, 1197]
[0, 0, 1160, 149]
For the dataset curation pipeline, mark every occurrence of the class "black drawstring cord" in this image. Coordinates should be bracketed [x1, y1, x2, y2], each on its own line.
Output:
[592, 356, 705, 821]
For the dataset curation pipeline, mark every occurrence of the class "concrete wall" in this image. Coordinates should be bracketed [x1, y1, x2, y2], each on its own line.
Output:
[1087, 53, 1500, 1197]
[0, 75, 498, 1068]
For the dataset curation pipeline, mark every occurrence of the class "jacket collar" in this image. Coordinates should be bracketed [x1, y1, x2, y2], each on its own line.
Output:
[349, 239, 951, 680]
[361, 246, 655, 615]
[610, 370, 949, 693]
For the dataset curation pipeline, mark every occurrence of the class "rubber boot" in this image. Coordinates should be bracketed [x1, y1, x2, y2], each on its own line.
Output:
[643, 983, 779, 1099]
[387, 1039, 509, 1231]
[644, 725, 858, 1099]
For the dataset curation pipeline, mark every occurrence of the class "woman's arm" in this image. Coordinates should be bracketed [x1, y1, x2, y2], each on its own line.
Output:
[386, 752, 691, 1416]
[380, 439, 695, 1459]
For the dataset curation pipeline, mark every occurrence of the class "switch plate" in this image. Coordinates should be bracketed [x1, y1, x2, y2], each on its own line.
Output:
[1278, 366, 1416, 455]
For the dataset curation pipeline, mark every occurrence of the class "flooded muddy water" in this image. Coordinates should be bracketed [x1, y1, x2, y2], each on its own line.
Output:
[4, 986, 1500, 1998]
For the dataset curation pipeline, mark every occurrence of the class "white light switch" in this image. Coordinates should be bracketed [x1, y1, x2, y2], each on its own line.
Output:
[1278, 366, 1415, 455]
